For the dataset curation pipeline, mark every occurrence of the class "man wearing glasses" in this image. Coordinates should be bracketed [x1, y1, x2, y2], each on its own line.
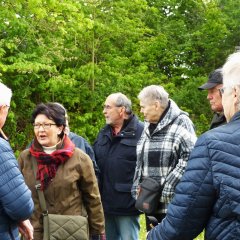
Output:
[93, 93, 143, 240]
[198, 68, 226, 129]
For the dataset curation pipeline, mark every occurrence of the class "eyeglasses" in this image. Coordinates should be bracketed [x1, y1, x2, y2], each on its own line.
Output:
[218, 86, 233, 95]
[33, 123, 57, 129]
[103, 105, 122, 110]
[0, 105, 10, 110]
[218, 87, 225, 95]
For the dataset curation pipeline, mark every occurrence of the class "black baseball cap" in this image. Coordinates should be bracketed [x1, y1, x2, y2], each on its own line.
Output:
[198, 68, 223, 90]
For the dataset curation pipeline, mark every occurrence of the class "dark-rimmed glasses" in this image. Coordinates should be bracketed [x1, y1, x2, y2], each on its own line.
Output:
[33, 123, 57, 129]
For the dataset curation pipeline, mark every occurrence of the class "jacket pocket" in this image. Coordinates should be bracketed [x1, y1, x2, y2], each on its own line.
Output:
[120, 138, 137, 146]
[113, 183, 135, 209]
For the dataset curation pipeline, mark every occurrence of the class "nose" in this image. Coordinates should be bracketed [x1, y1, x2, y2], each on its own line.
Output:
[207, 93, 213, 100]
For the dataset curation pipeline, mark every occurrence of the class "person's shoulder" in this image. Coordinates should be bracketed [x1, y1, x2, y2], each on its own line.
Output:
[19, 148, 31, 158]
[69, 131, 83, 139]
[73, 147, 91, 160]
[131, 114, 144, 129]
[69, 132, 85, 143]
[0, 137, 12, 154]
[71, 148, 94, 169]
[95, 125, 110, 139]
[196, 123, 232, 147]
[0, 136, 9, 146]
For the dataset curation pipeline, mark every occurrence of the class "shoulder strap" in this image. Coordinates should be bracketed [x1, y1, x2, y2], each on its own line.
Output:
[32, 159, 49, 240]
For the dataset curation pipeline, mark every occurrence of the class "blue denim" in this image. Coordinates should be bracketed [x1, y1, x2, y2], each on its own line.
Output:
[105, 214, 140, 240]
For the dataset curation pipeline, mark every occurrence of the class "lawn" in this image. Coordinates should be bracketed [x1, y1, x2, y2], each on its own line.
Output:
[139, 214, 204, 240]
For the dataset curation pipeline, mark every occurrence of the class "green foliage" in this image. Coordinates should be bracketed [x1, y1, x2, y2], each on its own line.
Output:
[0, 0, 240, 149]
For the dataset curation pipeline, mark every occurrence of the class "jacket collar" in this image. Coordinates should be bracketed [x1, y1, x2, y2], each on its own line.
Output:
[102, 114, 139, 138]
[229, 111, 240, 123]
[144, 99, 188, 135]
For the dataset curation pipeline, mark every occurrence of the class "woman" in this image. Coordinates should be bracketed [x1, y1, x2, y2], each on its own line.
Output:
[18, 103, 105, 240]
[131, 85, 197, 231]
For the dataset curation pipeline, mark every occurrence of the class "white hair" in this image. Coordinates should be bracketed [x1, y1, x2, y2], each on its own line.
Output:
[138, 85, 169, 108]
[0, 82, 12, 106]
[223, 52, 240, 111]
[222, 52, 240, 88]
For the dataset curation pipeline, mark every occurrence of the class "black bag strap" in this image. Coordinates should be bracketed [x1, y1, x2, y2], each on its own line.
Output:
[32, 159, 49, 240]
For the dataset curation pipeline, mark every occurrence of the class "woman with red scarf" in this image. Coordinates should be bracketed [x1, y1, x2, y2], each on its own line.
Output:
[18, 103, 105, 240]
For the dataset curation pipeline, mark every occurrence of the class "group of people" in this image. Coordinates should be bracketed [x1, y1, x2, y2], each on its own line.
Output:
[0, 51, 239, 240]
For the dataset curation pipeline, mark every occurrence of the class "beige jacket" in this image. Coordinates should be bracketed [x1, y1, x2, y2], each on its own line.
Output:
[18, 148, 105, 240]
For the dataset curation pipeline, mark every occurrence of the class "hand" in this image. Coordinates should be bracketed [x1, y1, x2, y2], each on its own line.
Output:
[136, 186, 141, 198]
[18, 219, 34, 240]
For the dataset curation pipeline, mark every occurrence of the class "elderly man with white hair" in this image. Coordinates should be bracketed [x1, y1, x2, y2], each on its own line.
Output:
[0, 83, 34, 240]
[147, 52, 240, 240]
[132, 85, 197, 231]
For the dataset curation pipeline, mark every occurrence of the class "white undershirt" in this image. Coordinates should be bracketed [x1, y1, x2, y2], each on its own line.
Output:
[42, 140, 61, 154]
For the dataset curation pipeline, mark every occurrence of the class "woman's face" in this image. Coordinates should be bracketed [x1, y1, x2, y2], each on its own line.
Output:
[34, 114, 63, 147]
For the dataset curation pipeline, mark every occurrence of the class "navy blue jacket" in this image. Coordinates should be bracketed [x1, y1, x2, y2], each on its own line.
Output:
[0, 137, 34, 240]
[68, 132, 100, 179]
[93, 115, 143, 215]
[147, 111, 240, 240]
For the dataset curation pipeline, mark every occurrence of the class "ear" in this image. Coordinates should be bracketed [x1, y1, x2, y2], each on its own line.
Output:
[233, 86, 240, 106]
[155, 101, 161, 110]
[58, 125, 64, 135]
[118, 106, 125, 117]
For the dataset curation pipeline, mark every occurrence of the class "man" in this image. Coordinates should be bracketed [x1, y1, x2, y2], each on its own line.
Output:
[147, 52, 240, 240]
[131, 85, 196, 231]
[93, 93, 143, 240]
[0, 83, 34, 240]
[198, 68, 226, 129]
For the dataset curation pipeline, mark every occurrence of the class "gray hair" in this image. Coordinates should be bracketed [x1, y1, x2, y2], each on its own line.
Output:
[110, 93, 132, 115]
[0, 82, 12, 106]
[222, 52, 240, 110]
[138, 85, 169, 108]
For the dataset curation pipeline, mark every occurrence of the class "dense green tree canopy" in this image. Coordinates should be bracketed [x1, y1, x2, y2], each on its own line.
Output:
[0, 0, 239, 152]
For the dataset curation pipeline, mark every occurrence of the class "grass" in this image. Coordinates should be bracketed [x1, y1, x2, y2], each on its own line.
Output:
[139, 214, 204, 240]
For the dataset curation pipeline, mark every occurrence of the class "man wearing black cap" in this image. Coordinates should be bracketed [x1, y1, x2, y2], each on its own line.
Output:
[198, 68, 226, 129]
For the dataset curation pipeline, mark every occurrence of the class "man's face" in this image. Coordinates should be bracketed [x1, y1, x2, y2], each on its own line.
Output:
[139, 100, 162, 123]
[103, 96, 123, 126]
[207, 84, 223, 113]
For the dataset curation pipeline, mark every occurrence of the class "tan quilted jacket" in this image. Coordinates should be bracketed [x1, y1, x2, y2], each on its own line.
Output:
[18, 148, 105, 240]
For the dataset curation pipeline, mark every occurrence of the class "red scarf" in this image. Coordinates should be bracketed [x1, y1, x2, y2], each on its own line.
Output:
[30, 135, 75, 190]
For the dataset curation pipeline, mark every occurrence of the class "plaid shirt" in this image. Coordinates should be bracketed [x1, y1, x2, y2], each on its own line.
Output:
[132, 100, 197, 213]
